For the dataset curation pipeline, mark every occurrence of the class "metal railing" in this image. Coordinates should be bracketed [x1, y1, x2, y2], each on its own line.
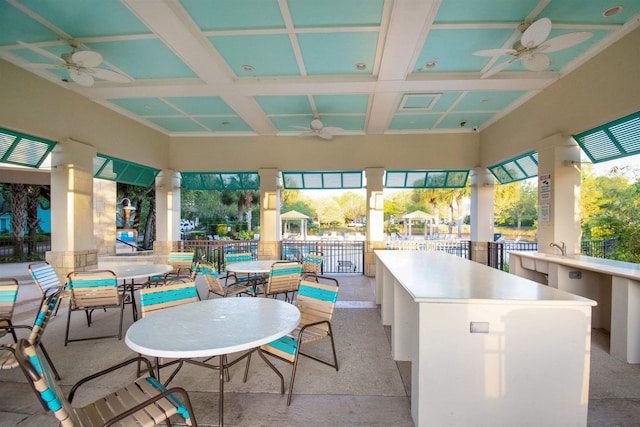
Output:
[0, 238, 51, 262]
[281, 240, 365, 274]
[384, 240, 472, 260]
[175, 240, 260, 273]
[488, 241, 538, 270]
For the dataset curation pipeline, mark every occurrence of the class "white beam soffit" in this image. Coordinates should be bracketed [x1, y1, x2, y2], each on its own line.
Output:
[94, 154, 159, 187]
[282, 171, 363, 189]
[181, 172, 260, 190]
[0, 128, 56, 168]
[573, 111, 640, 163]
[489, 151, 538, 184]
[385, 170, 469, 188]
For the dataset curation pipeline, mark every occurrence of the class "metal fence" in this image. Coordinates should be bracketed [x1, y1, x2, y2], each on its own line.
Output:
[384, 239, 471, 259]
[281, 240, 365, 274]
[0, 238, 51, 262]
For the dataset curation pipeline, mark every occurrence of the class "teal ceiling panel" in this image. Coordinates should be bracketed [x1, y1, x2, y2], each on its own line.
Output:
[108, 98, 182, 117]
[180, 0, 285, 31]
[209, 34, 300, 77]
[297, 32, 378, 75]
[314, 94, 369, 114]
[0, 4, 58, 45]
[453, 91, 527, 112]
[320, 116, 366, 131]
[288, 0, 384, 27]
[389, 114, 441, 131]
[541, 1, 640, 25]
[414, 29, 513, 73]
[166, 97, 236, 116]
[197, 117, 253, 133]
[397, 92, 460, 113]
[255, 96, 312, 115]
[19, 0, 150, 37]
[434, 0, 540, 23]
[270, 115, 316, 132]
[146, 117, 208, 133]
[86, 39, 197, 79]
[436, 113, 494, 129]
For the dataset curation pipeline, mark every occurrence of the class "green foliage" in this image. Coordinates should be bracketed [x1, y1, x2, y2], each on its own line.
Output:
[216, 224, 228, 236]
[236, 229, 254, 240]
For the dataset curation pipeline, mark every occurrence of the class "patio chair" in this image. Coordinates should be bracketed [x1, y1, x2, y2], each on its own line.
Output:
[139, 280, 221, 385]
[145, 251, 196, 287]
[263, 261, 303, 302]
[28, 261, 64, 315]
[200, 261, 256, 298]
[0, 278, 19, 342]
[64, 270, 124, 346]
[1, 289, 62, 381]
[224, 252, 259, 285]
[13, 338, 199, 426]
[245, 276, 339, 405]
[301, 251, 324, 280]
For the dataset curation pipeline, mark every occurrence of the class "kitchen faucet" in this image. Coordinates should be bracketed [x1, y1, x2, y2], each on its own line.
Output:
[549, 241, 566, 256]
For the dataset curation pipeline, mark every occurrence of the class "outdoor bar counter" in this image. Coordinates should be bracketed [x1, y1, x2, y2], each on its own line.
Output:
[509, 251, 640, 363]
[375, 250, 596, 427]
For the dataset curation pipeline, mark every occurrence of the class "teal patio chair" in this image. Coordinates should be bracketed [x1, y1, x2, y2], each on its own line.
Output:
[0, 278, 19, 342]
[263, 261, 303, 302]
[200, 261, 256, 298]
[28, 262, 64, 315]
[145, 251, 196, 287]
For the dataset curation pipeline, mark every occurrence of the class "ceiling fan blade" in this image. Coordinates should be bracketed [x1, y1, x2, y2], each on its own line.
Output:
[68, 69, 94, 87]
[473, 48, 517, 57]
[317, 131, 333, 140]
[481, 57, 518, 79]
[89, 67, 132, 83]
[323, 126, 344, 134]
[538, 32, 593, 53]
[71, 50, 103, 68]
[522, 53, 551, 71]
[17, 40, 65, 64]
[521, 17, 552, 48]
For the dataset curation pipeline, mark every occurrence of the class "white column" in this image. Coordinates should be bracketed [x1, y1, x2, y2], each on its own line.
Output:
[536, 134, 582, 254]
[258, 168, 281, 259]
[470, 167, 495, 242]
[365, 167, 385, 276]
[47, 138, 98, 274]
[155, 170, 181, 252]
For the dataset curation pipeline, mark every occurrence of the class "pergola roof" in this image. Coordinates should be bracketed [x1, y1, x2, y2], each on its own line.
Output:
[281, 210, 310, 220]
[403, 211, 433, 220]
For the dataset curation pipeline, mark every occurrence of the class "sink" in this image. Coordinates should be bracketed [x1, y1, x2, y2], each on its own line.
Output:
[518, 253, 557, 273]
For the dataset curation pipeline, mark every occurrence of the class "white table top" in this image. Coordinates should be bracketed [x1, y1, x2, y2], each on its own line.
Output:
[97, 263, 173, 281]
[375, 250, 596, 306]
[509, 251, 640, 281]
[225, 260, 280, 274]
[125, 298, 301, 358]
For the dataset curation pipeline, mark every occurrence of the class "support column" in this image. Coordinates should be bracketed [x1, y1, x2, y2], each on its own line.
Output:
[258, 168, 281, 259]
[46, 139, 98, 277]
[94, 180, 117, 256]
[536, 134, 582, 255]
[469, 167, 495, 264]
[154, 169, 181, 255]
[365, 167, 385, 276]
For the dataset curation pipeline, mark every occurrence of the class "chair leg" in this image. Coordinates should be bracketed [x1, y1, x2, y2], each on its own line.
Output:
[117, 303, 125, 340]
[64, 305, 72, 346]
[287, 353, 301, 406]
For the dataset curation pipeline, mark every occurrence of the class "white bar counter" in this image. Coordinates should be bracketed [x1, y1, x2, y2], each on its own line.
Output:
[509, 251, 640, 363]
[375, 250, 596, 427]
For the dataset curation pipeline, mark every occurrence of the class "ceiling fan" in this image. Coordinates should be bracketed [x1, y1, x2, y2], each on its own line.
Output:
[473, 17, 592, 79]
[290, 117, 344, 140]
[17, 40, 131, 87]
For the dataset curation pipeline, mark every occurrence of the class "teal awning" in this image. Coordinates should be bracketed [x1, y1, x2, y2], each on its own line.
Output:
[282, 171, 362, 189]
[94, 155, 159, 187]
[181, 172, 260, 190]
[489, 151, 538, 184]
[0, 128, 56, 168]
[384, 170, 469, 188]
[573, 111, 640, 163]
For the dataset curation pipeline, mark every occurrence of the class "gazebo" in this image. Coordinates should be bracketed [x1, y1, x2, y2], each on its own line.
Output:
[281, 210, 309, 239]
[402, 211, 434, 239]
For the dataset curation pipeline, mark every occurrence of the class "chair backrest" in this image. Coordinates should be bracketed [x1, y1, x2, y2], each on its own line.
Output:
[225, 252, 253, 265]
[296, 277, 339, 334]
[66, 270, 120, 309]
[27, 289, 61, 346]
[140, 281, 199, 317]
[14, 338, 79, 425]
[199, 262, 224, 294]
[0, 278, 19, 335]
[167, 252, 195, 273]
[266, 261, 302, 296]
[28, 262, 62, 297]
[302, 252, 324, 274]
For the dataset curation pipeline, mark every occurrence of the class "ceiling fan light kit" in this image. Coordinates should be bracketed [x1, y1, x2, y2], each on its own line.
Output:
[473, 17, 593, 79]
[289, 117, 344, 140]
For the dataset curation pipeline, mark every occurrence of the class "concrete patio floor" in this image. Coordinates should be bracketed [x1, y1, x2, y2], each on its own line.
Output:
[0, 261, 639, 426]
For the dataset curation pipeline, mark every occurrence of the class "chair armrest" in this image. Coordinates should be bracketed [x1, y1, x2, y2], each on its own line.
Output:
[0, 323, 33, 333]
[68, 356, 154, 403]
[295, 320, 331, 339]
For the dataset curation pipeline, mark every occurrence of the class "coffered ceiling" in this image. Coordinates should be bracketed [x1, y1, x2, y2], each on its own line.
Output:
[1, 0, 638, 138]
